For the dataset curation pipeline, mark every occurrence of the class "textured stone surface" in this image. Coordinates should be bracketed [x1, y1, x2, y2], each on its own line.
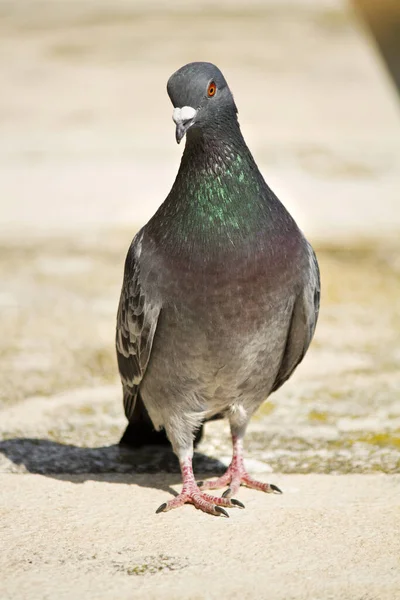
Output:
[1, 474, 400, 600]
[1, 0, 400, 241]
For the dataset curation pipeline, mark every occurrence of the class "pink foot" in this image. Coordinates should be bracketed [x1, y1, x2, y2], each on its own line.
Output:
[198, 437, 282, 498]
[156, 457, 245, 517]
[199, 468, 282, 497]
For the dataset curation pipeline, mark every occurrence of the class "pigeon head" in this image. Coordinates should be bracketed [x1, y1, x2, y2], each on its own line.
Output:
[167, 62, 238, 144]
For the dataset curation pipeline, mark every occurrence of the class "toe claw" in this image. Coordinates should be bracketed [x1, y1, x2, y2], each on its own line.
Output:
[156, 502, 167, 514]
[215, 506, 229, 518]
[231, 499, 245, 509]
[271, 484, 282, 494]
[222, 488, 232, 498]
[197, 481, 204, 487]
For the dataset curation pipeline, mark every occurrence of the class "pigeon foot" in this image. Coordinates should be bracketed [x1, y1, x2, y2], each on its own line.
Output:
[200, 468, 282, 497]
[156, 483, 244, 517]
[198, 444, 282, 498]
[156, 456, 245, 517]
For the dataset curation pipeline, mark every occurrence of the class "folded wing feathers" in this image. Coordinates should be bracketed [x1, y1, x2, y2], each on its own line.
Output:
[270, 242, 320, 394]
[115, 239, 160, 420]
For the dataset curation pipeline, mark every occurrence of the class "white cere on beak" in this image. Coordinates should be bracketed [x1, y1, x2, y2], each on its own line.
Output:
[172, 106, 197, 124]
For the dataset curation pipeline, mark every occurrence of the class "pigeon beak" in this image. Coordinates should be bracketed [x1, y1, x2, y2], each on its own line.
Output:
[175, 123, 186, 145]
[172, 106, 197, 144]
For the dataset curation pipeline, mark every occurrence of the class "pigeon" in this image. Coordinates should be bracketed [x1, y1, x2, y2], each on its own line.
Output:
[116, 62, 320, 517]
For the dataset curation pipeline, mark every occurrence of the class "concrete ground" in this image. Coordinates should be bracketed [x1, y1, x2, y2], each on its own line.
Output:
[2, 474, 400, 600]
[1, 1, 400, 598]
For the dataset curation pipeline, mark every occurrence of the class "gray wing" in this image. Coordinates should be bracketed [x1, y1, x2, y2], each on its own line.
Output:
[271, 245, 320, 393]
[116, 233, 160, 421]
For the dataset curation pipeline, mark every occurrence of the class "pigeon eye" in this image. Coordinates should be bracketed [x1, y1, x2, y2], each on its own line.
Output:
[207, 82, 217, 97]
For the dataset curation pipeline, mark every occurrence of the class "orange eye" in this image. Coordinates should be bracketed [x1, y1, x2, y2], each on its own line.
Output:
[207, 81, 216, 97]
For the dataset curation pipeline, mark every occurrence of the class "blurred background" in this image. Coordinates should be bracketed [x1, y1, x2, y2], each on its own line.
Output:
[0, 0, 399, 475]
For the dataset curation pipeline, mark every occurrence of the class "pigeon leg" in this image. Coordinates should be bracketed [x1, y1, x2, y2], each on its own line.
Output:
[156, 455, 244, 517]
[200, 434, 282, 498]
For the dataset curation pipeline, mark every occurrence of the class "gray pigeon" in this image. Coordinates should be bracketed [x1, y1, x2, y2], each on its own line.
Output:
[116, 62, 320, 517]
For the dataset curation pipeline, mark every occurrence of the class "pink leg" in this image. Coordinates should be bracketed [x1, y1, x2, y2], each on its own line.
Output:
[199, 435, 282, 498]
[156, 456, 245, 517]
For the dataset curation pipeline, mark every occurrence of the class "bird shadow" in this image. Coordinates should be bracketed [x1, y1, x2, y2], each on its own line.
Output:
[0, 437, 227, 496]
